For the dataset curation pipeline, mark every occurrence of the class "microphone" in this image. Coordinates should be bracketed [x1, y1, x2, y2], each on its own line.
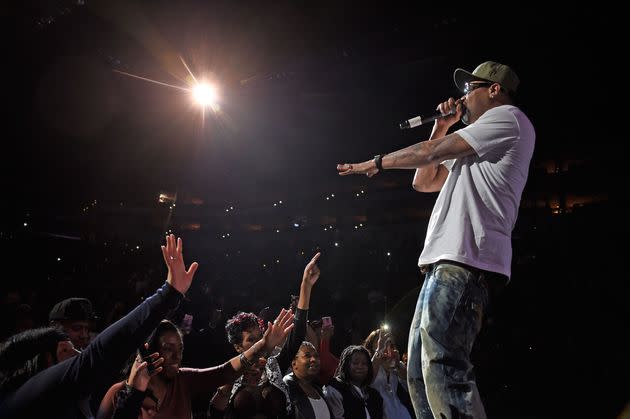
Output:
[399, 107, 461, 130]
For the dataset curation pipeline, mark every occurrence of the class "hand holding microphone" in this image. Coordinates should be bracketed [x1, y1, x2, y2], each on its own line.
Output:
[399, 98, 466, 129]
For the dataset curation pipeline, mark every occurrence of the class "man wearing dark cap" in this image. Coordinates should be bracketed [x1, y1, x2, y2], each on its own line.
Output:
[49, 298, 96, 350]
[0, 234, 198, 419]
[337, 61, 535, 418]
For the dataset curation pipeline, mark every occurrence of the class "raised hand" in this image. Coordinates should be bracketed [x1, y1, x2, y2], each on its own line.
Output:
[260, 308, 295, 354]
[320, 324, 334, 341]
[127, 344, 164, 391]
[376, 329, 391, 355]
[161, 234, 199, 294]
[302, 252, 321, 288]
[434, 97, 464, 131]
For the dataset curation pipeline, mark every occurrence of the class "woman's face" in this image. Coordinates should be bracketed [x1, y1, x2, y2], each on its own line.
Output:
[348, 352, 369, 385]
[158, 331, 183, 380]
[291, 344, 320, 381]
[236, 326, 262, 353]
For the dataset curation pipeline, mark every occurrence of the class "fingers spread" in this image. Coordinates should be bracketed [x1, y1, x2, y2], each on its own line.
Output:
[187, 262, 199, 276]
[280, 313, 295, 328]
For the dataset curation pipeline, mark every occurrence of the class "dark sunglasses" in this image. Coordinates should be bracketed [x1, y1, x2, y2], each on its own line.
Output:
[464, 81, 492, 95]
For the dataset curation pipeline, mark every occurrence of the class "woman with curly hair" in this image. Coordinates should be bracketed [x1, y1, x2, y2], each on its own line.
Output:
[209, 253, 323, 418]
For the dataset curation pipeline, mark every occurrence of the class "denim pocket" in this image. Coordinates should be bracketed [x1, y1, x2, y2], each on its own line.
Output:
[423, 264, 485, 351]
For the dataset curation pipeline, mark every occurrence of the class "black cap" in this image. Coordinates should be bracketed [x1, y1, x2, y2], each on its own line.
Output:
[49, 298, 97, 322]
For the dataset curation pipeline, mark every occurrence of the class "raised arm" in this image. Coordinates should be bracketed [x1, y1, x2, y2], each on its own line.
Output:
[161, 233, 199, 295]
[370, 329, 391, 379]
[178, 307, 295, 398]
[1, 235, 197, 418]
[276, 253, 321, 370]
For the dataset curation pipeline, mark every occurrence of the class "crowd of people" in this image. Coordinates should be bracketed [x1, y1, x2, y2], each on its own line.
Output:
[0, 234, 419, 419]
[2, 59, 624, 418]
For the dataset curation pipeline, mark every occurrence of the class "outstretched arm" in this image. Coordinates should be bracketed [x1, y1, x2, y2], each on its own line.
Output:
[337, 98, 473, 177]
[182, 308, 295, 397]
[1, 235, 197, 418]
[277, 253, 322, 370]
[337, 133, 473, 177]
[298, 252, 321, 310]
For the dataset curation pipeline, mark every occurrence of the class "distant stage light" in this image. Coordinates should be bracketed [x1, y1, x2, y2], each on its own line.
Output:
[193, 83, 218, 107]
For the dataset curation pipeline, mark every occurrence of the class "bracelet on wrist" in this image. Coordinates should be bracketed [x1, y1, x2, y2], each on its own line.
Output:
[374, 154, 386, 171]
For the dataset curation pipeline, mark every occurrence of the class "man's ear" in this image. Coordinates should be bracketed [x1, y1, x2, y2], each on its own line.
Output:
[489, 83, 503, 97]
[234, 343, 244, 354]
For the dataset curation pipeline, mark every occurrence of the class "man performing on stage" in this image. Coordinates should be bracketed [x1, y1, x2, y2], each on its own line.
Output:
[337, 61, 535, 418]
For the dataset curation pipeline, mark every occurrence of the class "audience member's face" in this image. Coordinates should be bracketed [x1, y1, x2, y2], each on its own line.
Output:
[62, 320, 90, 350]
[237, 326, 262, 353]
[292, 344, 320, 381]
[348, 352, 369, 385]
[158, 331, 183, 380]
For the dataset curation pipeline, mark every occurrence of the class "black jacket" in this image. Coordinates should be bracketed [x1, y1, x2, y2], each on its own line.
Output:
[327, 378, 383, 419]
[283, 373, 334, 419]
[221, 307, 309, 419]
[0, 282, 183, 419]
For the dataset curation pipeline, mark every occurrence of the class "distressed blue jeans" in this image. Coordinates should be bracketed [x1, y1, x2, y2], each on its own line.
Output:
[407, 262, 490, 419]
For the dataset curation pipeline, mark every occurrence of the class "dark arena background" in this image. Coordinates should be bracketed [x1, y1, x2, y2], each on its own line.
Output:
[3, 2, 625, 418]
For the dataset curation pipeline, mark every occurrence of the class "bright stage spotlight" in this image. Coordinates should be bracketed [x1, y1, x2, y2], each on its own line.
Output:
[192, 83, 218, 108]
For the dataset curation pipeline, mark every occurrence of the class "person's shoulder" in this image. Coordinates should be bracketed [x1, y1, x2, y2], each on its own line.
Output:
[327, 377, 345, 390]
[282, 372, 296, 385]
[324, 382, 343, 398]
[483, 104, 520, 119]
[283, 373, 300, 396]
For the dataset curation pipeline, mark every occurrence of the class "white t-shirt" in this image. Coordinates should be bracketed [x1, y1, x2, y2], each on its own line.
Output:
[418, 105, 535, 278]
[371, 368, 412, 419]
[309, 396, 331, 419]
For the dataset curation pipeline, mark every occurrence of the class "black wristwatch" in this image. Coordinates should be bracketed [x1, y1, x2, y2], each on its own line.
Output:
[374, 154, 386, 171]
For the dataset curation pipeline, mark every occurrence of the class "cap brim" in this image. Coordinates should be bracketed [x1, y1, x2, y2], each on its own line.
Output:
[453, 68, 487, 93]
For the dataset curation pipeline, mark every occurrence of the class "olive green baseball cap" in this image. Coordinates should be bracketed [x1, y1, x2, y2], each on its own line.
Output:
[454, 61, 520, 93]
